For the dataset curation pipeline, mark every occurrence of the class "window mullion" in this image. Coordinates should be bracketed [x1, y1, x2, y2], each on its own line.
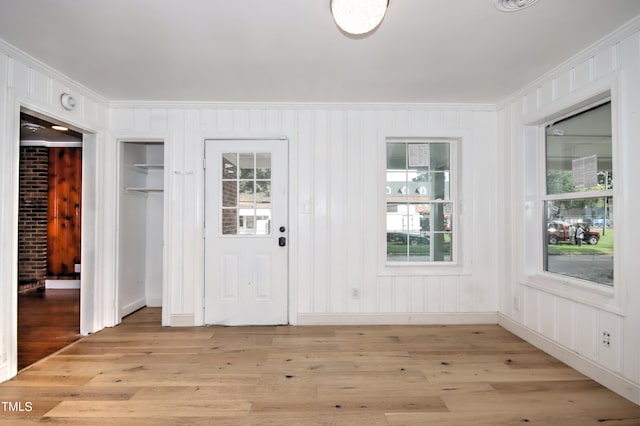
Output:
[543, 189, 613, 202]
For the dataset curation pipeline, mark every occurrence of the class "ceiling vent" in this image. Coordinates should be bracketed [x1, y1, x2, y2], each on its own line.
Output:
[495, 0, 539, 12]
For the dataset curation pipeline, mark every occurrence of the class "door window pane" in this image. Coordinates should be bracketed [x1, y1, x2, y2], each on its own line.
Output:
[222, 181, 237, 207]
[222, 153, 237, 179]
[256, 181, 271, 207]
[239, 181, 254, 208]
[221, 152, 272, 236]
[239, 154, 254, 179]
[256, 153, 271, 179]
[222, 209, 237, 235]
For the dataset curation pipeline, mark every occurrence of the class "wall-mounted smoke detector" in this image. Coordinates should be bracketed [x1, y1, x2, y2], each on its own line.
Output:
[495, 0, 539, 12]
[60, 93, 76, 111]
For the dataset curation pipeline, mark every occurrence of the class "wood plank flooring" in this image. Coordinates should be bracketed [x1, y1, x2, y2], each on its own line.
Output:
[1, 307, 639, 425]
[17, 289, 81, 370]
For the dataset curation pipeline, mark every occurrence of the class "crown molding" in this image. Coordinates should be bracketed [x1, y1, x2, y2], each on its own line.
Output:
[0, 38, 109, 106]
[496, 14, 640, 111]
[108, 99, 496, 112]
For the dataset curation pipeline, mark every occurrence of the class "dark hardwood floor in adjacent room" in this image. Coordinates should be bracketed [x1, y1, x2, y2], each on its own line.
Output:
[18, 288, 81, 370]
[1, 307, 639, 425]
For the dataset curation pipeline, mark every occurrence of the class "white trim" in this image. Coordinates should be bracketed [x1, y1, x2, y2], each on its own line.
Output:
[0, 364, 7, 382]
[146, 297, 162, 308]
[522, 75, 613, 125]
[119, 297, 146, 319]
[522, 275, 622, 316]
[45, 280, 81, 289]
[1, 91, 106, 382]
[496, 14, 640, 109]
[170, 314, 195, 327]
[20, 140, 82, 148]
[520, 78, 622, 314]
[0, 39, 108, 104]
[1, 90, 20, 382]
[498, 313, 640, 405]
[542, 190, 613, 202]
[113, 134, 169, 326]
[110, 100, 497, 112]
[378, 130, 472, 276]
[296, 312, 498, 326]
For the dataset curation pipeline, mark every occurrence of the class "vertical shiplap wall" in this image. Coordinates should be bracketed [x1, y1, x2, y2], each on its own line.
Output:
[111, 104, 498, 325]
[497, 23, 640, 402]
[0, 49, 10, 382]
[0, 42, 109, 381]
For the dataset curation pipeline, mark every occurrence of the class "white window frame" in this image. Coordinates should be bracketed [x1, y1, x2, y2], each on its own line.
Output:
[379, 134, 468, 276]
[521, 79, 623, 315]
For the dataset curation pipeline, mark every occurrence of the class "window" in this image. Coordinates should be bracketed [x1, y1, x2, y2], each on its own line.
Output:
[386, 140, 455, 263]
[542, 101, 613, 286]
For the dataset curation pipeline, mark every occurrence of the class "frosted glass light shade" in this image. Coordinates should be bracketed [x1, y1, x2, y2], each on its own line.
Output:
[331, 0, 388, 35]
[494, 0, 539, 12]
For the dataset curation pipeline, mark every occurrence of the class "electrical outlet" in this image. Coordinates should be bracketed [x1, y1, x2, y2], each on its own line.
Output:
[351, 288, 360, 299]
[602, 331, 611, 347]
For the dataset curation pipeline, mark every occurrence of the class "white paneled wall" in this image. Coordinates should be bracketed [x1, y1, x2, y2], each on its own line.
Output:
[110, 103, 498, 326]
[0, 41, 110, 381]
[497, 23, 640, 403]
[0, 16, 637, 405]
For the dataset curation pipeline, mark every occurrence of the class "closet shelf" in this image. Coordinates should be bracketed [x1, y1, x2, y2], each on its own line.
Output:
[125, 187, 164, 193]
[133, 163, 164, 169]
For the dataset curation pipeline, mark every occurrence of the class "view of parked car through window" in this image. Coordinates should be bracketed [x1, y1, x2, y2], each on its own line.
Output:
[543, 101, 613, 286]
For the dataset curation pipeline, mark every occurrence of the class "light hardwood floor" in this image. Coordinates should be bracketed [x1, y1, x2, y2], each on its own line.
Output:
[1, 307, 639, 425]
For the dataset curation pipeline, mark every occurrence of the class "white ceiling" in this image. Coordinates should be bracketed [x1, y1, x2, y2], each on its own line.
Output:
[1, 0, 640, 104]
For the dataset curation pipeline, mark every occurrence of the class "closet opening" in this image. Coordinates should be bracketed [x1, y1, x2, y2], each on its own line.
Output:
[117, 140, 165, 322]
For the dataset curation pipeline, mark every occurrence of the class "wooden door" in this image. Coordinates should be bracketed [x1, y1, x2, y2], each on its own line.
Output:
[48, 147, 82, 277]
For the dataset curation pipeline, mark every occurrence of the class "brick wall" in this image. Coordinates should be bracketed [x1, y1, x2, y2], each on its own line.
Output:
[222, 156, 238, 235]
[18, 146, 49, 292]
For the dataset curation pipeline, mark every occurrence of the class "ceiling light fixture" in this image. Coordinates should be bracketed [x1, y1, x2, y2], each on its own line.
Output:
[331, 0, 389, 35]
[21, 123, 44, 132]
[495, 0, 539, 12]
[51, 125, 69, 132]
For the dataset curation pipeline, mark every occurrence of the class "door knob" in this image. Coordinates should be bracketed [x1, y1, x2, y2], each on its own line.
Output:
[279, 226, 286, 233]
[278, 237, 287, 247]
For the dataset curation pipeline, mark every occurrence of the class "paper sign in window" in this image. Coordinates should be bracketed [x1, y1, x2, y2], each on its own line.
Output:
[572, 155, 598, 188]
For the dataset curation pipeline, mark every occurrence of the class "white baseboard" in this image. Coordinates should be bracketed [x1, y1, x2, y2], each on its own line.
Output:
[296, 312, 498, 326]
[0, 363, 7, 383]
[146, 297, 162, 307]
[498, 313, 640, 405]
[45, 279, 80, 289]
[171, 314, 195, 327]
[119, 298, 146, 319]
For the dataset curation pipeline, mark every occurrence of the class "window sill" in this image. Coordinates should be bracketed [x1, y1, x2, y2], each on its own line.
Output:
[523, 273, 623, 316]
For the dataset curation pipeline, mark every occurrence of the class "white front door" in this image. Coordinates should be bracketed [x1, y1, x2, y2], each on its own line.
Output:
[204, 139, 288, 325]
